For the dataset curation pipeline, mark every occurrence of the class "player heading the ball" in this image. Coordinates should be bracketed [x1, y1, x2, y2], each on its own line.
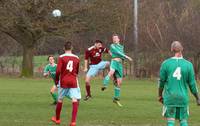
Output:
[84, 40, 110, 101]
[102, 33, 132, 107]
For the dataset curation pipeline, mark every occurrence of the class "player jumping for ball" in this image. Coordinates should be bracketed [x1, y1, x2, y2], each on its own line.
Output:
[102, 34, 132, 107]
[43, 55, 58, 105]
[84, 40, 110, 101]
[159, 41, 200, 126]
[51, 41, 81, 126]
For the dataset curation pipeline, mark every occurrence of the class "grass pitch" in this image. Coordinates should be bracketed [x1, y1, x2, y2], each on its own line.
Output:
[0, 77, 200, 126]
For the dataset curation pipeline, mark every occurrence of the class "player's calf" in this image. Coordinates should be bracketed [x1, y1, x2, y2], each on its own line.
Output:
[102, 70, 115, 90]
[102, 75, 111, 91]
[52, 100, 63, 124]
[50, 85, 58, 105]
[50, 92, 58, 105]
[112, 73, 117, 86]
[167, 118, 175, 126]
[180, 119, 188, 126]
[71, 99, 79, 125]
[84, 80, 92, 100]
[114, 86, 120, 98]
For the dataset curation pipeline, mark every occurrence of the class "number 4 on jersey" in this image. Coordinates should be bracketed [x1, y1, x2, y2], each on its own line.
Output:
[173, 67, 181, 80]
[66, 61, 73, 72]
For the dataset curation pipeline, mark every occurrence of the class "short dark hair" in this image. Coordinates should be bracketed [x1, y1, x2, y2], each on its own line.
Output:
[64, 41, 73, 50]
[95, 40, 103, 44]
[112, 33, 119, 37]
[47, 55, 54, 61]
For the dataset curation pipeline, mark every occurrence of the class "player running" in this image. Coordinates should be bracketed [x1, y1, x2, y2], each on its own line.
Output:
[102, 34, 132, 107]
[51, 41, 81, 126]
[43, 55, 58, 105]
[84, 40, 110, 101]
[159, 41, 200, 126]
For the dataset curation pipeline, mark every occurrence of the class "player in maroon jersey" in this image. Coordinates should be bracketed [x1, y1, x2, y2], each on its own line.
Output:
[83, 40, 110, 100]
[51, 41, 81, 126]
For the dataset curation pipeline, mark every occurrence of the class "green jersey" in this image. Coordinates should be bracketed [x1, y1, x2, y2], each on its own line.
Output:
[44, 64, 57, 80]
[159, 57, 198, 107]
[110, 43, 126, 59]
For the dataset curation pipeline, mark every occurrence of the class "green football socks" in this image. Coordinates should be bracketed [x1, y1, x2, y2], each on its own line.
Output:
[167, 120, 175, 126]
[103, 75, 110, 87]
[180, 120, 188, 126]
[114, 86, 120, 99]
[51, 92, 58, 102]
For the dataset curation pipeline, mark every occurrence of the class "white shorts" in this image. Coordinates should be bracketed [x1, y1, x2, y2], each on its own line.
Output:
[58, 87, 81, 100]
[86, 61, 109, 77]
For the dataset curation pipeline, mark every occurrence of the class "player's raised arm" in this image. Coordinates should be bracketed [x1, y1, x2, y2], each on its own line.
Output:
[103, 47, 109, 53]
[125, 55, 133, 62]
[104, 47, 113, 58]
[188, 63, 200, 105]
[103, 47, 113, 56]
[110, 44, 132, 61]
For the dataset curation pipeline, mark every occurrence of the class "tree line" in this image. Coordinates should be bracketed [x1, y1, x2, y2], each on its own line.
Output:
[0, 0, 200, 78]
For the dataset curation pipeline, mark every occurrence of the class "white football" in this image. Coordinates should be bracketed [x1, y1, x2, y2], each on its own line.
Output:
[52, 9, 61, 17]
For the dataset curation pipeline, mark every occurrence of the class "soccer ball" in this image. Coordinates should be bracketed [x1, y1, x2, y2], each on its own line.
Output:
[52, 9, 61, 17]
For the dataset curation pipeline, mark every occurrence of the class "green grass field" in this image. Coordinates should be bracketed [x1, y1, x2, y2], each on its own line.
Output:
[0, 77, 200, 126]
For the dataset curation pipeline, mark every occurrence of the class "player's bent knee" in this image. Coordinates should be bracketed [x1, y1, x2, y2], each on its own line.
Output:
[50, 88, 54, 93]
[58, 99, 63, 103]
[106, 62, 110, 67]
[53, 85, 57, 90]
[117, 79, 122, 86]
[108, 71, 115, 77]
[51, 86, 57, 93]
[85, 77, 91, 84]
[72, 98, 78, 102]
[116, 84, 121, 88]
[167, 118, 175, 121]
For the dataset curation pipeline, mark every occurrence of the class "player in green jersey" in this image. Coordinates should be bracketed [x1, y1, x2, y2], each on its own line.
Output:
[102, 34, 132, 107]
[159, 41, 200, 126]
[44, 55, 58, 105]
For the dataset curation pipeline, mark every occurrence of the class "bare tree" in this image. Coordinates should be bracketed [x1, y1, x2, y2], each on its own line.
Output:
[0, 0, 90, 77]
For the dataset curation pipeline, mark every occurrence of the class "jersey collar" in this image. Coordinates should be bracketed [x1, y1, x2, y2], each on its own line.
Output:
[171, 56, 183, 59]
[49, 63, 56, 67]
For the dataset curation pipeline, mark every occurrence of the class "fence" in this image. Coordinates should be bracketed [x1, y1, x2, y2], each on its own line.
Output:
[1, 54, 200, 79]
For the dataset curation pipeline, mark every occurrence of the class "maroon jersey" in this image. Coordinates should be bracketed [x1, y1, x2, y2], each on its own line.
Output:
[85, 46, 109, 65]
[55, 53, 80, 88]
